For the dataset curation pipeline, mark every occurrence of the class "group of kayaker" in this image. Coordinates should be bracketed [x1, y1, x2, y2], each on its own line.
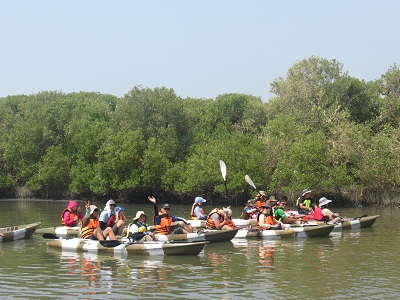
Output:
[60, 195, 237, 243]
[241, 189, 343, 229]
[59, 188, 342, 243]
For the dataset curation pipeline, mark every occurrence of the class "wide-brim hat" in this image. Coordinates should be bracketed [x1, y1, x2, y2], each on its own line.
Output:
[133, 211, 147, 221]
[89, 205, 99, 215]
[259, 191, 267, 196]
[319, 197, 332, 207]
[223, 207, 232, 217]
[268, 195, 277, 201]
[302, 189, 312, 196]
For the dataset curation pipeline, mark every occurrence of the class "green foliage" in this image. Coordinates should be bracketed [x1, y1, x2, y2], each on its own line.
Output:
[1, 56, 399, 201]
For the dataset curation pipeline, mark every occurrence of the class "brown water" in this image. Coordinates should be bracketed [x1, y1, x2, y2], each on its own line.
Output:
[0, 199, 399, 299]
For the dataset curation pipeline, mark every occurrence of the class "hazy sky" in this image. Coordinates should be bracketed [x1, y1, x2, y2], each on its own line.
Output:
[1, 0, 399, 102]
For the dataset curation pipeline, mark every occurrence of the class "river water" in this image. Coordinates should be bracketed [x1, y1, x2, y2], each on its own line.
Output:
[0, 199, 399, 299]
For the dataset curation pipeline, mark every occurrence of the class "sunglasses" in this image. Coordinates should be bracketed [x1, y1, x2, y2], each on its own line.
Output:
[109, 204, 116, 206]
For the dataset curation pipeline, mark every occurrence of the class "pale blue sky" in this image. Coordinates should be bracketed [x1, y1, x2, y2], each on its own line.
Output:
[1, 0, 399, 101]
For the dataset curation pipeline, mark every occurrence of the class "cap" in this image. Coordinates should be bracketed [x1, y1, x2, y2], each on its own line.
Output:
[259, 191, 267, 196]
[301, 189, 312, 196]
[133, 211, 147, 221]
[162, 203, 170, 209]
[115, 206, 125, 213]
[319, 197, 332, 207]
[108, 199, 116, 205]
[89, 205, 99, 215]
[194, 196, 206, 204]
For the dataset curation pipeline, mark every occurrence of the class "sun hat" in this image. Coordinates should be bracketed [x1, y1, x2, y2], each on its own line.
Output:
[115, 206, 125, 213]
[319, 197, 332, 207]
[133, 211, 147, 221]
[268, 195, 277, 201]
[262, 203, 272, 208]
[247, 199, 255, 206]
[162, 203, 170, 209]
[108, 199, 116, 205]
[301, 189, 312, 196]
[259, 191, 267, 196]
[89, 205, 99, 215]
[68, 200, 79, 209]
[194, 196, 206, 204]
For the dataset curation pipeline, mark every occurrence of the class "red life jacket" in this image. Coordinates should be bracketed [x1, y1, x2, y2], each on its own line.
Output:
[313, 207, 328, 221]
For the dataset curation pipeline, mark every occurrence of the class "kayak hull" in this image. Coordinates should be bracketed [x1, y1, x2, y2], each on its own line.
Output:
[0, 222, 41, 243]
[47, 238, 208, 256]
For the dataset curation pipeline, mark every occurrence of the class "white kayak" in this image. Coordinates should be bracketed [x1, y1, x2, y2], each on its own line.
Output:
[154, 228, 239, 243]
[233, 228, 296, 239]
[289, 223, 335, 238]
[0, 222, 41, 242]
[187, 219, 257, 229]
[36, 226, 81, 238]
[46, 236, 208, 256]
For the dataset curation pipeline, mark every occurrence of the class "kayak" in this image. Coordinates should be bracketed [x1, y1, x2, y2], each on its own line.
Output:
[46, 237, 208, 256]
[233, 228, 296, 239]
[289, 223, 335, 238]
[187, 219, 257, 229]
[154, 228, 239, 243]
[36, 226, 81, 238]
[304, 215, 380, 230]
[0, 222, 41, 242]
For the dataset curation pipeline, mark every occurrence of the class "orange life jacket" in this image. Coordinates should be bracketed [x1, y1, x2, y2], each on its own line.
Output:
[257, 212, 275, 230]
[61, 208, 78, 226]
[206, 208, 235, 229]
[190, 203, 204, 220]
[255, 199, 266, 209]
[81, 218, 100, 239]
[154, 215, 173, 235]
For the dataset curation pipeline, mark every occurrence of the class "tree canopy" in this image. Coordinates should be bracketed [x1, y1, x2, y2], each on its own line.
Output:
[1, 56, 399, 205]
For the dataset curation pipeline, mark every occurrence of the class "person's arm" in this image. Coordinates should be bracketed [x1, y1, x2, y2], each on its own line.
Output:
[63, 211, 76, 226]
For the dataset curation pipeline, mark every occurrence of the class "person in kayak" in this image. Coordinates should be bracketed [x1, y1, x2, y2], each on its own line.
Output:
[296, 189, 314, 215]
[206, 207, 237, 230]
[81, 204, 116, 241]
[190, 196, 207, 220]
[127, 211, 154, 242]
[61, 200, 84, 227]
[274, 198, 297, 224]
[313, 197, 342, 224]
[148, 196, 193, 235]
[99, 199, 125, 236]
[240, 199, 257, 220]
[258, 203, 283, 230]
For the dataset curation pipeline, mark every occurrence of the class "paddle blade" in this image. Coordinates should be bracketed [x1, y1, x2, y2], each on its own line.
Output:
[219, 160, 227, 181]
[43, 233, 59, 239]
[245, 174, 257, 190]
[99, 240, 121, 248]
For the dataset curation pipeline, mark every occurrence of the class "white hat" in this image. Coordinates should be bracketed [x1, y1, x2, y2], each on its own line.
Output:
[319, 197, 332, 207]
[302, 189, 312, 196]
[133, 211, 147, 221]
[89, 205, 99, 215]
[259, 191, 267, 196]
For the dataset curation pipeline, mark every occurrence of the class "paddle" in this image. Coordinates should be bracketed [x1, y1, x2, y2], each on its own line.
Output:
[43, 233, 59, 239]
[245, 174, 257, 191]
[99, 240, 122, 248]
[354, 214, 368, 220]
[219, 160, 228, 196]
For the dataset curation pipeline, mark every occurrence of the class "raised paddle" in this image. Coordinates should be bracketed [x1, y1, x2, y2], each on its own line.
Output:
[219, 160, 228, 196]
[245, 174, 257, 191]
